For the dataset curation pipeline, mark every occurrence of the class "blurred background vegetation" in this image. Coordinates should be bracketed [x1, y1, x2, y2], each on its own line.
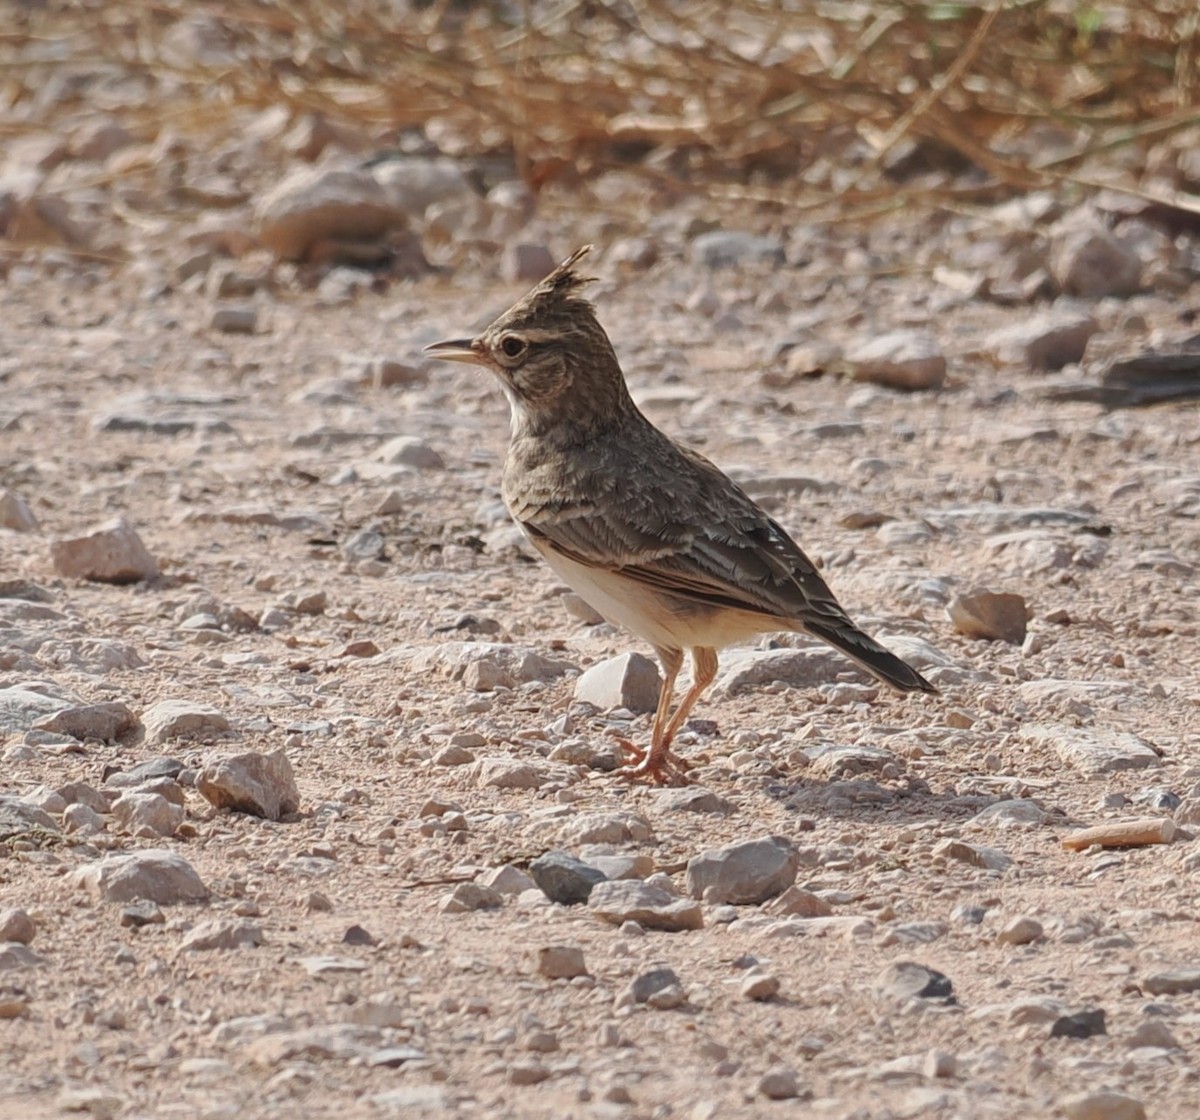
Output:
[3, 1, 1199, 222]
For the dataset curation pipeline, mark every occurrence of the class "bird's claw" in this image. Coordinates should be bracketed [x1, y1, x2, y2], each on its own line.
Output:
[614, 738, 692, 786]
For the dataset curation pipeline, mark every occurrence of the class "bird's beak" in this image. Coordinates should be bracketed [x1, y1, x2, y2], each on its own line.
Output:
[424, 338, 482, 365]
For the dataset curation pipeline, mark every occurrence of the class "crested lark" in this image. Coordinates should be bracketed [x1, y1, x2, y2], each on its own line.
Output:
[427, 246, 935, 783]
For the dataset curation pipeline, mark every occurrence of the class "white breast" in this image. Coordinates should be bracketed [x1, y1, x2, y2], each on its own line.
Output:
[527, 533, 777, 653]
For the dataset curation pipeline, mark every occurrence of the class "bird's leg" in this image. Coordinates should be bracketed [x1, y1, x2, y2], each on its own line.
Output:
[660, 646, 718, 746]
[617, 646, 687, 783]
[618, 647, 717, 786]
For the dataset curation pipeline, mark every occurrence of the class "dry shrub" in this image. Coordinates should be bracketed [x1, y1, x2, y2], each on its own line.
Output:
[2, 1, 1198, 211]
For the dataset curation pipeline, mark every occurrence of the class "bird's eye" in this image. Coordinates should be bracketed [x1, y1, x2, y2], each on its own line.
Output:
[500, 335, 527, 359]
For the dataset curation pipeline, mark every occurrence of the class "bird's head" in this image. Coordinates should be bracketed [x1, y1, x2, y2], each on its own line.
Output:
[425, 246, 632, 437]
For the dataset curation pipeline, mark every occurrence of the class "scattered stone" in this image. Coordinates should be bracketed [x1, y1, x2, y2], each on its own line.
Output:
[1060, 1092, 1145, 1120]
[622, 966, 687, 1009]
[1024, 724, 1161, 774]
[433, 744, 475, 767]
[537, 945, 588, 980]
[529, 852, 607, 905]
[1052, 227, 1143, 298]
[181, 918, 264, 951]
[757, 1067, 803, 1101]
[931, 838, 1013, 872]
[210, 305, 257, 334]
[0, 686, 75, 735]
[654, 787, 734, 815]
[50, 518, 158, 583]
[376, 435, 444, 470]
[714, 646, 853, 694]
[589, 880, 703, 932]
[573, 652, 661, 714]
[0, 490, 37, 532]
[255, 167, 410, 261]
[32, 701, 138, 742]
[560, 811, 654, 846]
[73, 849, 209, 905]
[561, 592, 604, 625]
[1143, 968, 1200, 996]
[196, 749, 299, 820]
[63, 803, 106, 835]
[947, 590, 1028, 644]
[507, 1060, 551, 1085]
[740, 970, 780, 1001]
[690, 231, 785, 269]
[874, 961, 953, 1003]
[119, 901, 164, 928]
[503, 242, 557, 282]
[111, 792, 184, 838]
[763, 887, 833, 918]
[967, 799, 1048, 828]
[480, 864, 536, 896]
[143, 700, 231, 744]
[245, 1022, 381, 1065]
[685, 835, 799, 904]
[985, 312, 1099, 371]
[0, 909, 35, 944]
[439, 882, 503, 913]
[1126, 1019, 1179, 1049]
[579, 853, 653, 881]
[924, 1050, 957, 1078]
[476, 757, 561, 791]
[997, 916, 1044, 945]
[1050, 1008, 1107, 1039]
[845, 331, 946, 391]
[57, 1088, 124, 1117]
[0, 796, 62, 845]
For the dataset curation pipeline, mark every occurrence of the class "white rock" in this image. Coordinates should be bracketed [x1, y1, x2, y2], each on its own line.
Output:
[537, 945, 588, 979]
[1061, 1091, 1145, 1120]
[686, 835, 799, 904]
[984, 311, 1099, 370]
[480, 864, 536, 896]
[196, 749, 299, 820]
[255, 167, 408, 261]
[589, 880, 703, 932]
[0, 490, 37, 531]
[376, 436, 444, 470]
[559, 811, 654, 846]
[846, 331, 946, 390]
[0, 908, 36, 944]
[574, 652, 660, 714]
[181, 918, 264, 951]
[49, 518, 158, 583]
[73, 849, 210, 904]
[947, 590, 1028, 644]
[111, 791, 183, 837]
[1023, 723, 1161, 774]
[143, 699, 231, 743]
[371, 156, 472, 217]
[713, 646, 852, 695]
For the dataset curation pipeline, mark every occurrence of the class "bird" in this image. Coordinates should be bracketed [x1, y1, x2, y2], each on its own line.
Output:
[425, 245, 935, 784]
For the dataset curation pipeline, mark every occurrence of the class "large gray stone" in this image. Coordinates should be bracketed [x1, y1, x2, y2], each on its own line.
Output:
[73, 849, 210, 904]
[196, 749, 299, 820]
[588, 880, 703, 932]
[685, 835, 799, 904]
[574, 652, 660, 714]
[50, 518, 158, 584]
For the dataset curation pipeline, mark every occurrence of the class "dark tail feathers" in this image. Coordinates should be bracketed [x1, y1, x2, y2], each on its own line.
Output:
[806, 622, 937, 694]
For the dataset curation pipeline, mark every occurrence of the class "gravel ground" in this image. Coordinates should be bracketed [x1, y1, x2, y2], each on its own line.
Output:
[1, 216, 1199, 1120]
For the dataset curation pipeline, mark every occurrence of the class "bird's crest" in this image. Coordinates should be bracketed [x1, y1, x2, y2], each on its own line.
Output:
[505, 245, 597, 324]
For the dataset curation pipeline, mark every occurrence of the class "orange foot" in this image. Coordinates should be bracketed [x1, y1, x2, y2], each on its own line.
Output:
[614, 738, 692, 786]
